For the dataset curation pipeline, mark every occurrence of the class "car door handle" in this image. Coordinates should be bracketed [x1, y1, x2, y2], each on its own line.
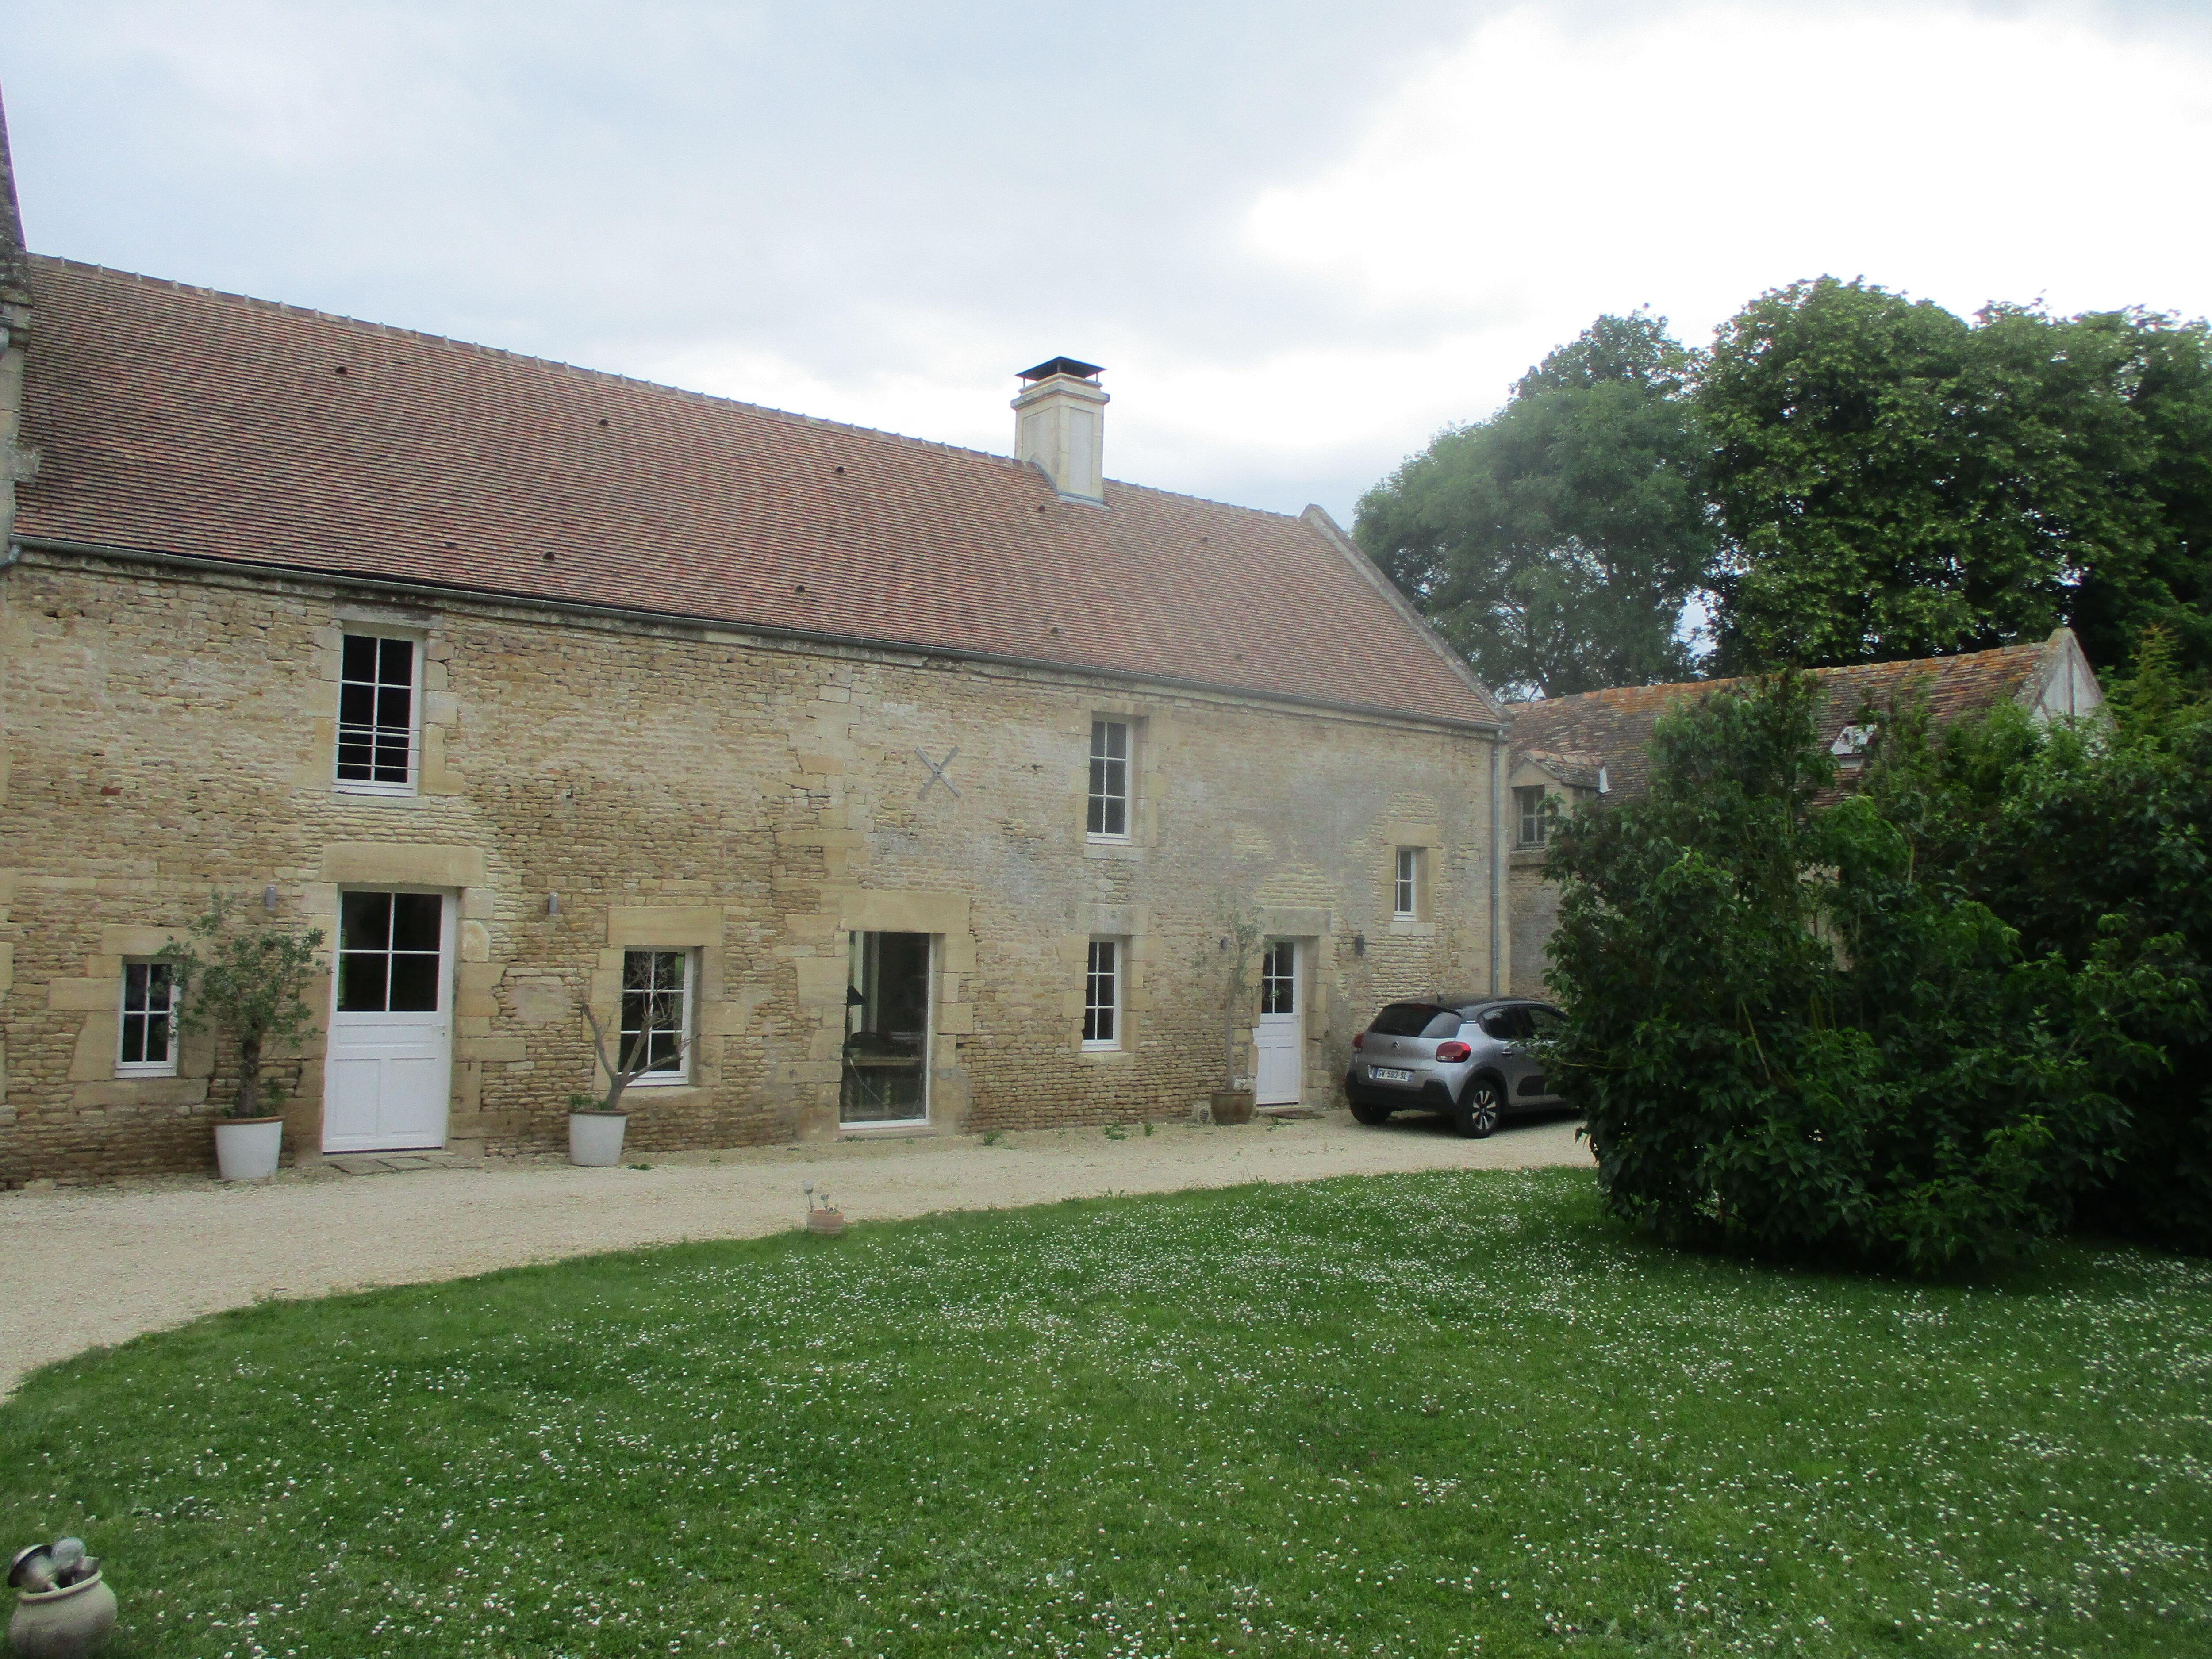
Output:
[1499, 1045, 1518, 1055]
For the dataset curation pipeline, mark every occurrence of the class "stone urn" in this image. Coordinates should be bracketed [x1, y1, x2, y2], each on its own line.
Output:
[1210, 1088, 1256, 1126]
[213, 1116, 284, 1181]
[568, 1110, 629, 1167]
[8, 1571, 117, 1658]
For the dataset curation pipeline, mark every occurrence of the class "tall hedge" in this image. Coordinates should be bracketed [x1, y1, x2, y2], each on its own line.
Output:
[1544, 672, 2183, 1272]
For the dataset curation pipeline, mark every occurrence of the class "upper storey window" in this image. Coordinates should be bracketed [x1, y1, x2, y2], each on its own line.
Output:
[336, 634, 419, 794]
[1088, 718, 1130, 838]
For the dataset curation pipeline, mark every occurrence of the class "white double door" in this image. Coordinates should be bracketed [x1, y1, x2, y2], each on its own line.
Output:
[1252, 938, 1304, 1106]
[323, 889, 455, 1153]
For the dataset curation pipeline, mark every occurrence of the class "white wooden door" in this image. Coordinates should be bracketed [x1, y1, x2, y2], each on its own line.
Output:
[323, 890, 455, 1152]
[1253, 938, 1303, 1106]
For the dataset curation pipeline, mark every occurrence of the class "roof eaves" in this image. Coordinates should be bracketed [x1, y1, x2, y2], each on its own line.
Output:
[11, 532, 1508, 736]
[1298, 504, 1506, 725]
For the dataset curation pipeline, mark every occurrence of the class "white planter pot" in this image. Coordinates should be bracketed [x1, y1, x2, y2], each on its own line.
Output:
[569, 1111, 629, 1167]
[214, 1116, 284, 1181]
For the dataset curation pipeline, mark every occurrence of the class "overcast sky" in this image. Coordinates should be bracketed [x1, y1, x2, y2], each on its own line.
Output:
[5, 1, 2209, 524]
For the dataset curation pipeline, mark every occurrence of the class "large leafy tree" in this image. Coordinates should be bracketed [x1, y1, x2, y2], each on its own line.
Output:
[1702, 278, 2212, 677]
[1355, 313, 1714, 700]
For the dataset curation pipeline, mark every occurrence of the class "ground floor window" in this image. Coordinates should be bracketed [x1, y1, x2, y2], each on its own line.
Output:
[118, 960, 178, 1075]
[621, 949, 694, 1082]
[842, 930, 932, 1124]
[1083, 938, 1121, 1049]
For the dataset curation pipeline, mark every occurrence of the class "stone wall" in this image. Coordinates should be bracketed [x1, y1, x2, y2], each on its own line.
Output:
[0, 550, 1505, 1182]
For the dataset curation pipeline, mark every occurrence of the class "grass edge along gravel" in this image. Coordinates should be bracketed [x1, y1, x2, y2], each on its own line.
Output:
[2, 1167, 2207, 1658]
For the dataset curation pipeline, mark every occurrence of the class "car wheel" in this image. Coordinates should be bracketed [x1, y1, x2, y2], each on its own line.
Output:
[1350, 1101, 1393, 1126]
[1456, 1078, 1502, 1139]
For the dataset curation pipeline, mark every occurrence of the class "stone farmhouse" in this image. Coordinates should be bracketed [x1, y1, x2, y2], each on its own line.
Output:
[0, 113, 1514, 1183]
[1503, 629, 2104, 996]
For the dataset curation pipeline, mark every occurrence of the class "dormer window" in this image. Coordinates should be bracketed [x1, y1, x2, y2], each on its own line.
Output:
[336, 633, 420, 794]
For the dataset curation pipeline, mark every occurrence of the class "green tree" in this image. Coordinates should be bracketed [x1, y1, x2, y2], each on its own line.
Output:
[1881, 631, 2212, 1250]
[1702, 277, 2212, 678]
[157, 892, 327, 1119]
[1543, 672, 2167, 1271]
[1355, 313, 1714, 699]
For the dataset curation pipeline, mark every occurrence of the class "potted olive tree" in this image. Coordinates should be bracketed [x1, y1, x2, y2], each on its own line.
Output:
[157, 893, 326, 1181]
[1198, 902, 1264, 1125]
[570, 996, 687, 1166]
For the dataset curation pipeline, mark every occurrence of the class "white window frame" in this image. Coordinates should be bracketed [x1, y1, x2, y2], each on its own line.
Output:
[1082, 937, 1123, 1051]
[1516, 785, 1550, 848]
[619, 947, 695, 1086]
[334, 630, 424, 797]
[1394, 847, 1421, 919]
[116, 959, 180, 1077]
[1087, 718, 1131, 840]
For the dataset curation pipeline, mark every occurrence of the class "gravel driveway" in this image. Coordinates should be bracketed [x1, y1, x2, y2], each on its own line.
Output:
[0, 1111, 1589, 1397]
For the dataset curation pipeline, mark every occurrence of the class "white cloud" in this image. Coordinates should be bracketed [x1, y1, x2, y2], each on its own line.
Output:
[1234, 2, 2212, 472]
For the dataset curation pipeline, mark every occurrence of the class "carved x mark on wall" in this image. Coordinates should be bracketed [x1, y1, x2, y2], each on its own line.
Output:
[915, 747, 961, 801]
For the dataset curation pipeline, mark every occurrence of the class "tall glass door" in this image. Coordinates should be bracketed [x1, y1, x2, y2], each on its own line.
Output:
[841, 930, 933, 1125]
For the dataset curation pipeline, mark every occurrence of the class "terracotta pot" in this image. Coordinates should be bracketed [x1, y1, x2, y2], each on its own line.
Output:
[213, 1116, 284, 1181]
[8, 1570, 118, 1658]
[1210, 1089, 1256, 1126]
[568, 1111, 629, 1167]
[806, 1208, 845, 1235]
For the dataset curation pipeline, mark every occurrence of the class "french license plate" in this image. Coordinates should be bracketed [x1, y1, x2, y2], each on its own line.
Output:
[1369, 1066, 1415, 1083]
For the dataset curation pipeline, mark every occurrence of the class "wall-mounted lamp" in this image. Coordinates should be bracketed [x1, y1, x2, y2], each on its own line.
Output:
[262, 885, 279, 911]
[546, 893, 561, 917]
[1352, 933, 1367, 956]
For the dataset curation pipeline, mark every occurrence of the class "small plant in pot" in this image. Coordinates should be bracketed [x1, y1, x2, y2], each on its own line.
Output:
[1197, 900, 1264, 1125]
[570, 996, 687, 1167]
[157, 893, 326, 1182]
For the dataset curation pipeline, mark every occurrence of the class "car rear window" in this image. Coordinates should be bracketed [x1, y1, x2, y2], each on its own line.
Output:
[1369, 1003, 1462, 1038]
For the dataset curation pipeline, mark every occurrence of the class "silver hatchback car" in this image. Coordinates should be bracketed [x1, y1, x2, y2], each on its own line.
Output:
[1344, 997, 1569, 1137]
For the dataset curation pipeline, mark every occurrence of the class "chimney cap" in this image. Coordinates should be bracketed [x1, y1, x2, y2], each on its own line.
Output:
[1017, 356, 1104, 384]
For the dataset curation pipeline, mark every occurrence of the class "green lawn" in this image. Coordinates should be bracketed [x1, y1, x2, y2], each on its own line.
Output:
[3, 1168, 2208, 1658]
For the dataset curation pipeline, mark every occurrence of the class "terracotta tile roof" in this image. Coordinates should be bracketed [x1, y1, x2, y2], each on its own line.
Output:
[1505, 637, 2085, 801]
[13, 257, 1499, 727]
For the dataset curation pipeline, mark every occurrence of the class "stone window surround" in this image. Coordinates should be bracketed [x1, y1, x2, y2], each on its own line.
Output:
[791, 890, 977, 1140]
[305, 610, 466, 800]
[49, 924, 215, 1112]
[1064, 907, 1147, 1061]
[1381, 822, 1441, 937]
[1077, 706, 1160, 861]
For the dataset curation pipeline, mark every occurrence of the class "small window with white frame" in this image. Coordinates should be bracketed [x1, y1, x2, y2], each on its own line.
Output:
[335, 632, 421, 793]
[1394, 847, 1421, 918]
[117, 960, 179, 1076]
[1087, 718, 1130, 838]
[1082, 938, 1122, 1049]
[619, 949, 694, 1083]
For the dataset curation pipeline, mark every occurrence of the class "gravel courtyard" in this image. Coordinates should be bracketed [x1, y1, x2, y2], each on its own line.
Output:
[1, 1110, 1586, 1396]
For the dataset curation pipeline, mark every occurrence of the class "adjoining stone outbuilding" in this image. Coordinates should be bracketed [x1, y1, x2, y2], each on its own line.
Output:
[0, 119, 1515, 1181]
[1502, 630, 2104, 998]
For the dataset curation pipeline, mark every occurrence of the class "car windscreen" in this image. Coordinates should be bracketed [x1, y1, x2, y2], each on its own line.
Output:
[1369, 1002, 1448, 1037]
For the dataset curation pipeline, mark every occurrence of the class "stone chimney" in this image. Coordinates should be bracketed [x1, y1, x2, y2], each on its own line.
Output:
[0, 82, 36, 554]
[1011, 357, 1108, 504]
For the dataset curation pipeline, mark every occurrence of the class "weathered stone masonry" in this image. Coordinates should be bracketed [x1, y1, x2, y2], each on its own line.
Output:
[0, 548, 1505, 1181]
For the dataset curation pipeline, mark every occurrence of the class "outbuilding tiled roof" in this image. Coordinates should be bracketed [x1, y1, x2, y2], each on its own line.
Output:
[1506, 636, 2091, 801]
[12, 257, 1499, 728]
